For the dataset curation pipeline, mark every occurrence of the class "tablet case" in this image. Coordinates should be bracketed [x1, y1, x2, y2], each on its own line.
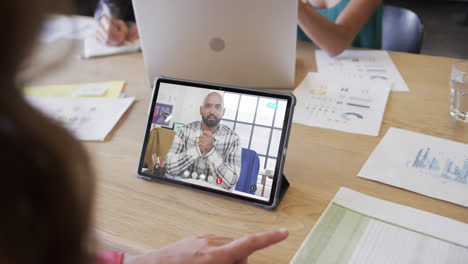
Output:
[137, 76, 295, 209]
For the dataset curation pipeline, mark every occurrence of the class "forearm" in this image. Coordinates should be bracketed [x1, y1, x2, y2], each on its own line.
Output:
[298, 0, 382, 56]
[298, 2, 354, 56]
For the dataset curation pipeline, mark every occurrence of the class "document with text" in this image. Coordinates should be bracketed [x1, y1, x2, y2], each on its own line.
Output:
[293, 72, 391, 136]
[315, 50, 409, 92]
[291, 187, 468, 264]
[26, 96, 134, 141]
[358, 127, 468, 207]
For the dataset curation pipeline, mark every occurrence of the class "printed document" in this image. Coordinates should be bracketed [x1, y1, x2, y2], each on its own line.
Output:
[358, 127, 468, 207]
[291, 187, 468, 264]
[293, 72, 391, 136]
[315, 50, 409, 92]
[26, 97, 134, 141]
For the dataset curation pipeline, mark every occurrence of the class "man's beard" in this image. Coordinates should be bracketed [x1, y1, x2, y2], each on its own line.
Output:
[202, 114, 220, 127]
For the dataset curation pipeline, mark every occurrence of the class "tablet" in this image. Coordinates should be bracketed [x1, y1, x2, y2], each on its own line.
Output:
[136, 77, 295, 209]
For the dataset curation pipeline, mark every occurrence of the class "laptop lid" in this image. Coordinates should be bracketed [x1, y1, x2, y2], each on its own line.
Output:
[132, 0, 297, 89]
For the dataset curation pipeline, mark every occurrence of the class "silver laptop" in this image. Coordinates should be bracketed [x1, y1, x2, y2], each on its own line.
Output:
[132, 0, 297, 89]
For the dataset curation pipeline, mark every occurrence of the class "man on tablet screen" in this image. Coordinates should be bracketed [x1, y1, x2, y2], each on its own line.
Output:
[165, 92, 241, 190]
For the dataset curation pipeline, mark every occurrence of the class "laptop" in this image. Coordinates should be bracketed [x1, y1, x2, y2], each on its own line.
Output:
[132, 0, 298, 89]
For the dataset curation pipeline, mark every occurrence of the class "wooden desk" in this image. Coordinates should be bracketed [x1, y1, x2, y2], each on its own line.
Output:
[26, 41, 468, 263]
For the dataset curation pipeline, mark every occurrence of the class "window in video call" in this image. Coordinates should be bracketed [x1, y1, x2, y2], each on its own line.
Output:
[142, 82, 288, 201]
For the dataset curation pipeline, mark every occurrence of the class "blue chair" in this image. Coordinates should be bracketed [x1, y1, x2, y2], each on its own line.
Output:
[382, 5, 424, 54]
[235, 148, 260, 194]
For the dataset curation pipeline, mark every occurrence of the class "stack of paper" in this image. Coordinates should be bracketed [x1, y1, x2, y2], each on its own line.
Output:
[293, 72, 391, 136]
[39, 15, 141, 59]
[40, 15, 96, 43]
[82, 37, 141, 59]
[315, 50, 409, 92]
[359, 127, 468, 207]
[291, 188, 468, 264]
[24, 81, 133, 141]
[24, 81, 126, 98]
[26, 96, 134, 141]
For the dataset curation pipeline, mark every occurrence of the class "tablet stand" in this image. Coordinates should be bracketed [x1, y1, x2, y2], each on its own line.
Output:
[277, 174, 289, 205]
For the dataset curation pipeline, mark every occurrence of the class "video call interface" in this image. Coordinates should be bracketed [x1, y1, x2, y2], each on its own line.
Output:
[141, 82, 288, 201]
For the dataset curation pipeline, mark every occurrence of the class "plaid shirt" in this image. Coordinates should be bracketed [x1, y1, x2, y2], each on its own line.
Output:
[166, 121, 241, 190]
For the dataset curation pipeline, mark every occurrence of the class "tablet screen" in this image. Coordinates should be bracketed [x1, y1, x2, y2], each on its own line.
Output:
[139, 79, 292, 205]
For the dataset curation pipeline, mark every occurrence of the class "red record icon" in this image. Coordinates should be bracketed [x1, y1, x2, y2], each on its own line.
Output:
[216, 177, 223, 185]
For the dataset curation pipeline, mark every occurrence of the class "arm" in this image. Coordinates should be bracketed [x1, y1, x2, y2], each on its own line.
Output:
[165, 128, 202, 176]
[298, 0, 381, 56]
[123, 229, 288, 264]
[205, 133, 241, 190]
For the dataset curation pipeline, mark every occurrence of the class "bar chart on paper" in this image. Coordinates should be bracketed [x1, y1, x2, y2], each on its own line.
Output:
[291, 188, 468, 264]
[359, 127, 468, 207]
[407, 148, 468, 185]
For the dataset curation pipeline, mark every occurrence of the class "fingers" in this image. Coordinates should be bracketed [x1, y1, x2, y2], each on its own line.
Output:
[96, 17, 128, 46]
[222, 229, 288, 260]
[126, 24, 139, 42]
[199, 135, 213, 146]
[108, 19, 128, 46]
[197, 234, 234, 246]
[203, 131, 213, 137]
[209, 236, 234, 246]
[114, 19, 129, 38]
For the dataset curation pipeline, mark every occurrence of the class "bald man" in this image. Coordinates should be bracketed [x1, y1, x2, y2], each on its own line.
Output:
[165, 92, 241, 190]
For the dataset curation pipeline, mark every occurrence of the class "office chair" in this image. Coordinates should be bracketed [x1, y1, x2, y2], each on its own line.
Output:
[235, 148, 260, 195]
[382, 5, 424, 54]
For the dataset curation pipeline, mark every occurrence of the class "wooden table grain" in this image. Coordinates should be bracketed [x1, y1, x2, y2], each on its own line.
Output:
[26, 40, 468, 263]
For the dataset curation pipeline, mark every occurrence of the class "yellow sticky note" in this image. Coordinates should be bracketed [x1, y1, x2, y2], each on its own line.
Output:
[23, 81, 126, 98]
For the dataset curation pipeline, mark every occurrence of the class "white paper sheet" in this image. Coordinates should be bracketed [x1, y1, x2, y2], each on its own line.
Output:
[26, 97, 134, 141]
[358, 127, 468, 207]
[72, 83, 110, 97]
[82, 36, 141, 59]
[291, 187, 468, 264]
[315, 50, 409, 92]
[40, 15, 95, 43]
[293, 72, 391, 136]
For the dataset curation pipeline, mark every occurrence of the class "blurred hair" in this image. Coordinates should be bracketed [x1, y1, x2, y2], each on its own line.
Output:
[0, 0, 98, 263]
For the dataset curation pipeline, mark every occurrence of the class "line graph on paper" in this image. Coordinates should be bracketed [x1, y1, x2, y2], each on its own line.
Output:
[406, 147, 468, 185]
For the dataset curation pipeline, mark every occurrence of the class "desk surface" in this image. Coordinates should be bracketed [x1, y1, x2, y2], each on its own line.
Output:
[26, 41, 468, 263]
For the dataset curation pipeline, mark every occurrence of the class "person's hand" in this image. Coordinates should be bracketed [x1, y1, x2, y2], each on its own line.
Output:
[123, 229, 288, 264]
[126, 23, 139, 42]
[199, 131, 214, 154]
[96, 16, 129, 46]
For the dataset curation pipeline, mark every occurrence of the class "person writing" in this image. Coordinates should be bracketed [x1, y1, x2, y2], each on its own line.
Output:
[93, 0, 382, 55]
[0, 0, 288, 263]
[298, 0, 383, 56]
[165, 92, 241, 190]
[94, 0, 138, 46]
